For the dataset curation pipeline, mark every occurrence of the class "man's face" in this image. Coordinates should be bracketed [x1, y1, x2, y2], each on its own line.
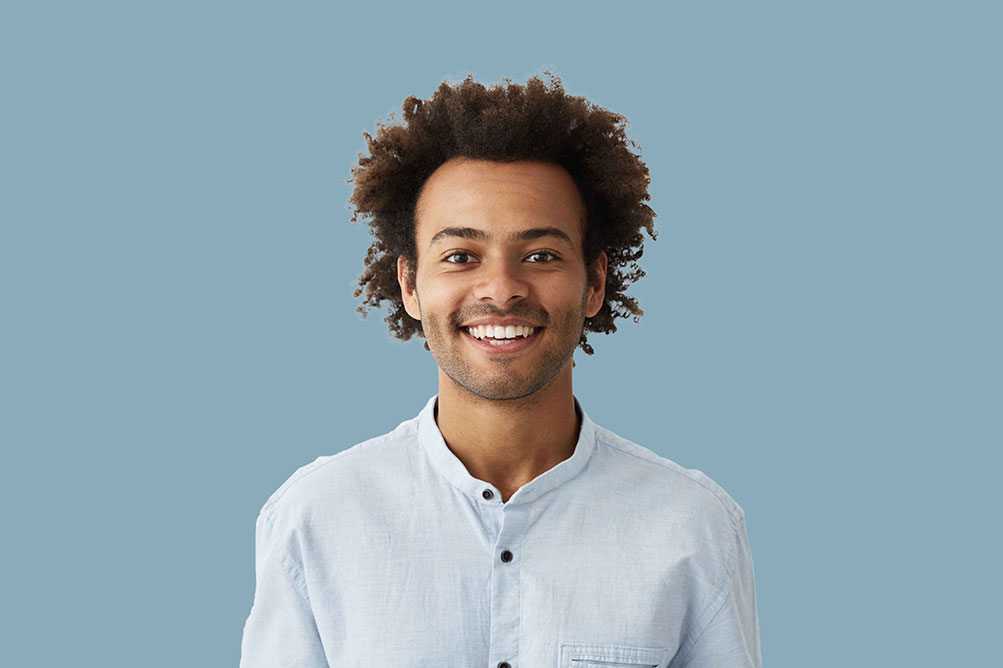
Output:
[397, 157, 607, 401]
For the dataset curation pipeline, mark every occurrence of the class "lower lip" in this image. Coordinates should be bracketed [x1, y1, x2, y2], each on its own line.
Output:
[460, 327, 544, 355]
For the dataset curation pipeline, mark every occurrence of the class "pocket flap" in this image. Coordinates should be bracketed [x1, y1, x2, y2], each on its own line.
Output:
[560, 642, 669, 667]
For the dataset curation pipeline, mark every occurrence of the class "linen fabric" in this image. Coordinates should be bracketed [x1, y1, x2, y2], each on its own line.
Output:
[240, 394, 761, 667]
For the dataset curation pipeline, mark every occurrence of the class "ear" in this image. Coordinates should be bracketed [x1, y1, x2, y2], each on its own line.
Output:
[398, 255, 421, 321]
[584, 250, 607, 318]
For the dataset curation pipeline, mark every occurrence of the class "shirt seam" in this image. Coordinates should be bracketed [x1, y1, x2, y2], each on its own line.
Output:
[263, 426, 418, 513]
[593, 431, 744, 523]
[670, 507, 742, 664]
[592, 430, 744, 659]
[260, 504, 312, 601]
[593, 430, 744, 578]
[673, 579, 734, 665]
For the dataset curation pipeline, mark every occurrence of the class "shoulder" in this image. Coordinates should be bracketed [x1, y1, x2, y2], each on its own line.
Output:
[589, 423, 747, 572]
[256, 412, 420, 532]
[587, 423, 750, 593]
[593, 424, 745, 520]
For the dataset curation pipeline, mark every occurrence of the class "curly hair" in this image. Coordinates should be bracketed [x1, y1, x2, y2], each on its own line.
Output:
[348, 70, 657, 355]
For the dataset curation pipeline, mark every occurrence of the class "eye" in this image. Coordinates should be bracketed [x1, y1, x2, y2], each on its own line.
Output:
[444, 251, 476, 264]
[527, 251, 559, 263]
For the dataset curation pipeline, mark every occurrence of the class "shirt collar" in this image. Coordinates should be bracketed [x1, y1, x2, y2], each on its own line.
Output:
[416, 393, 598, 506]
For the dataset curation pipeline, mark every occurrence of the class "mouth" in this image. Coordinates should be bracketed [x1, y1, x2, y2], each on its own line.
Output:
[459, 326, 544, 355]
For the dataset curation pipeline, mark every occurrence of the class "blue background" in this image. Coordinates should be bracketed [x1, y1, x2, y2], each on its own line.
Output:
[3, 1, 999, 665]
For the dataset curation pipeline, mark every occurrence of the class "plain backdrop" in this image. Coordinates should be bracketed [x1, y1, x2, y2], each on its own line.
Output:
[2, 1, 999, 665]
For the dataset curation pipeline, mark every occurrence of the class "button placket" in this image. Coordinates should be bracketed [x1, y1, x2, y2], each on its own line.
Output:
[489, 502, 527, 668]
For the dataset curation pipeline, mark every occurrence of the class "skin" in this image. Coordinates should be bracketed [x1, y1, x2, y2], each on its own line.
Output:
[397, 157, 607, 503]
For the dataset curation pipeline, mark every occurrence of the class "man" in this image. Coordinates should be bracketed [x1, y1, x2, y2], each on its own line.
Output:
[240, 72, 761, 667]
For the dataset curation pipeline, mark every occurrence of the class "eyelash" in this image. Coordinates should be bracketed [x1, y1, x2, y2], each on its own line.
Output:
[443, 251, 560, 264]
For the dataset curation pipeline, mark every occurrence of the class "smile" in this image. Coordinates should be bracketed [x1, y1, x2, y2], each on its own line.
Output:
[460, 326, 543, 354]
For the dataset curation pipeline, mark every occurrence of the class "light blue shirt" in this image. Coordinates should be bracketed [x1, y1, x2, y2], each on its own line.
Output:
[240, 394, 761, 667]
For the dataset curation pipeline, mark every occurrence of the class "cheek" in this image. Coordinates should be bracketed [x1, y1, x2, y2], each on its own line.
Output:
[417, 280, 465, 317]
[544, 280, 589, 309]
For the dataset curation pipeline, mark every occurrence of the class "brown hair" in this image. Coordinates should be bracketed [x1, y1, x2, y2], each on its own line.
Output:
[348, 71, 657, 355]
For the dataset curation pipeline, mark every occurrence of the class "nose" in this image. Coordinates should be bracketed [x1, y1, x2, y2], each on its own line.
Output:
[472, 257, 530, 305]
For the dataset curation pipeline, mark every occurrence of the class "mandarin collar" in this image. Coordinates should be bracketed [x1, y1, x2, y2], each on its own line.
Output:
[416, 393, 597, 506]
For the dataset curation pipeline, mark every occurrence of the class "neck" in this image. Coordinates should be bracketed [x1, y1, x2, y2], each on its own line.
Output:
[434, 366, 581, 502]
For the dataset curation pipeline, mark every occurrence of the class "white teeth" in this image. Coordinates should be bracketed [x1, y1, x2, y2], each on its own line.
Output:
[465, 325, 537, 340]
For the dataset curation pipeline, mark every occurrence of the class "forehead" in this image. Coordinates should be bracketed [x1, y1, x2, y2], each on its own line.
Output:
[414, 157, 586, 248]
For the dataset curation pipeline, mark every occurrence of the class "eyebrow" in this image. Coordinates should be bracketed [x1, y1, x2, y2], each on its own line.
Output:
[427, 226, 574, 250]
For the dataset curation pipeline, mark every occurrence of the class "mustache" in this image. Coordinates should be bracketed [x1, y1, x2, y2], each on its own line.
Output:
[453, 308, 549, 327]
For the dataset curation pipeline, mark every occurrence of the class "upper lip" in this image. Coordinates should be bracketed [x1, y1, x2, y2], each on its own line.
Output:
[460, 318, 543, 328]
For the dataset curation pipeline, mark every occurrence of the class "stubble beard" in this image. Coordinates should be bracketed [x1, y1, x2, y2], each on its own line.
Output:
[419, 290, 588, 402]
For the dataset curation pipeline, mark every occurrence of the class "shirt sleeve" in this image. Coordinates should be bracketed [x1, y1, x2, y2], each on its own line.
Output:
[669, 510, 762, 668]
[239, 506, 329, 668]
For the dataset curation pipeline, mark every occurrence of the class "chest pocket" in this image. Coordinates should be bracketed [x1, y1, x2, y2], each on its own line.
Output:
[559, 643, 670, 668]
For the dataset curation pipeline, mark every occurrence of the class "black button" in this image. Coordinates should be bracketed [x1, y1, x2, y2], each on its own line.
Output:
[500, 550, 513, 562]
[482, 489, 494, 500]
[498, 663, 511, 668]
